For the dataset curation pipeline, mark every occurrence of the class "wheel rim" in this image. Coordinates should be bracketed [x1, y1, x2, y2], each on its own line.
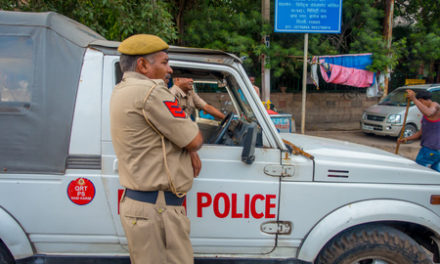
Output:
[351, 256, 396, 264]
[403, 125, 416, 138]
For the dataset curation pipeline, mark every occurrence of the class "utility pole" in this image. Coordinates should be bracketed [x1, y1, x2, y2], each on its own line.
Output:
[383, 0, 394, 96]
[261, 0, 270, 102]
[300, 33, 308, 134]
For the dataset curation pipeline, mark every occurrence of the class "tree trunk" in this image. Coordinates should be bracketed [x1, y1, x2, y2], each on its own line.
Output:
[177, 0, 186, 45]
[436, 61, 440, 83]
[428, 60, 435, 83]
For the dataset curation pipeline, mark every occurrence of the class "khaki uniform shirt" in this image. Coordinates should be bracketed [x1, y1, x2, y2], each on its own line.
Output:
[110, 72, 199, 192]
[169, 85, 207, 118]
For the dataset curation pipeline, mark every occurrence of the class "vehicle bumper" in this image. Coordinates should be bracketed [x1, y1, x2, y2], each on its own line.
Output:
[360, 120, 401, 137]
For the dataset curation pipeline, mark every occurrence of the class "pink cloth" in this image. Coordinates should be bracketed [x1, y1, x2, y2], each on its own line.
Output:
[320, 63, 374, 88]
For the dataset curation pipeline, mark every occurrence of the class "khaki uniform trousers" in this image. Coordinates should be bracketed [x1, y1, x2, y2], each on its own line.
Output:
[120, 191, 193, 264]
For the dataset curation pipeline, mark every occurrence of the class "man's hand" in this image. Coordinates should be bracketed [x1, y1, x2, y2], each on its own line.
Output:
[397, 137, 407, 144]
[190, 151, 201, 177]
[406, 89, 416, 101]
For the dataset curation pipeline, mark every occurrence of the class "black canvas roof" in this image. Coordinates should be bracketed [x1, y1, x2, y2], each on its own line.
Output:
[0, 11, 95, 173]
[0, 10, 105, 47]
[0, 11, 242, 174]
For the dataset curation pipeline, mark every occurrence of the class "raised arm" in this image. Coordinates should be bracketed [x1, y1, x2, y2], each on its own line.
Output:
[203, 104, 226, 120]
[407, 89, 440, 117]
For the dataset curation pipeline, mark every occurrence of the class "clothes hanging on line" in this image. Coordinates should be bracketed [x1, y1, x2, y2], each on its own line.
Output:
[320, 62, 375, 88]
[310, 56, 320, 89]
[309, 54, 384, 97]
[319, 53, 372, 70]
[319, 53, 375, 88]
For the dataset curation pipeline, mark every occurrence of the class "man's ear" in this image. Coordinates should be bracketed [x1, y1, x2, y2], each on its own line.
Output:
[136, 57, 149, 75]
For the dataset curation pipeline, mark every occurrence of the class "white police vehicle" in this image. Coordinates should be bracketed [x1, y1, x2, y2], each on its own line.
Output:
[0, 11, 439, 264]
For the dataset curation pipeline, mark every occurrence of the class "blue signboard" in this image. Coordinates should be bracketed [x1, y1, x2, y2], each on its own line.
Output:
[275, 0, 342, 33]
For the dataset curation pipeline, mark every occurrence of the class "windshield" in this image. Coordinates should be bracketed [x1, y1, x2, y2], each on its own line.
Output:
[171, 66, 257, 123]
[378, 88, 420, 106]
[226, 75, 256, 122]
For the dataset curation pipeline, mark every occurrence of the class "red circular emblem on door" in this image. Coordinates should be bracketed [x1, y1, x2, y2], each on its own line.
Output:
[67, 178, 96, 205]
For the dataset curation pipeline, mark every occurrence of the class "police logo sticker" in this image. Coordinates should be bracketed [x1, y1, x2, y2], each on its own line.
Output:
[67, 178, 96, 205]
[164, 99, 186, 118]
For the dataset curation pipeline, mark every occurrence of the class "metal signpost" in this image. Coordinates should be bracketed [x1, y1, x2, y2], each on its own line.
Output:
[275, 0, 342, 134]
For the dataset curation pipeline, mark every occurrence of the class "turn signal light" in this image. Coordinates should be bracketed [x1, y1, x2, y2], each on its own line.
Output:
[431, 195, 440, 205]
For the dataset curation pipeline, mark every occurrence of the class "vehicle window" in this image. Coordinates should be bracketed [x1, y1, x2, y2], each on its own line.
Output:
[0, 36, 33, 112]
[379, 88, 416, 107]
[431, 90, 440, 104]
[115, 62, 122, 85]
[113, 62, 257, 123]
[226, 75, 256, 122]
[194, 80, 234, 118]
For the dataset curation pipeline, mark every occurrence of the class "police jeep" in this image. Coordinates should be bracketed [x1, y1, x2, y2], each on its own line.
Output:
[0, 11, 439, 264]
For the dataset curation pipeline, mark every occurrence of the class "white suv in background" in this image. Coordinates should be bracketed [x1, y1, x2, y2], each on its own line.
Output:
[361, 84, 440, 137]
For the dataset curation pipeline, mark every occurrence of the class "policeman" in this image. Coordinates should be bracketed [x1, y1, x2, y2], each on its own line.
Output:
[170, 77, 225, 120]
[110, 34, 203, 264]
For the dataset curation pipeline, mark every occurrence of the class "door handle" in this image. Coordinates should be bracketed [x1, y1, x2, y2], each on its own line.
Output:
[113, 159, 118, 173]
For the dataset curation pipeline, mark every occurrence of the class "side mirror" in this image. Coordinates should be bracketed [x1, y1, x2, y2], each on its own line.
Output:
[241, 122, 257, 164]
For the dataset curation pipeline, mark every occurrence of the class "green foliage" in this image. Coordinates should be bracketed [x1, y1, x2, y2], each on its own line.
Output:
[393, 0, 440, 82]
[182, 0, 263, 75]
[1, 0, 177, 42]
[0, 0, 16, 9]
[2, 0, 439, 88]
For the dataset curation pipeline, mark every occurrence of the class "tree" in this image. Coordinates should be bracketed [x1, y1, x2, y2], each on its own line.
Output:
[2, 0, 438, 89]
[181, 0, 264, 76]
[0, 0, 178, 42]
[394, 0, 440, 83]
[180, 0, 409, 90]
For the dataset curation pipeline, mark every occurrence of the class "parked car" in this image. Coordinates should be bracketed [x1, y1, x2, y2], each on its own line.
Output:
[361, 84, 440, 137]
[1, 11, 440, 264]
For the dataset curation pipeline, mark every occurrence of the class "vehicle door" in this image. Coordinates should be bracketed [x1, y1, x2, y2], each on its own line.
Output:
[101, 57, 285, 255]
[171, 61, 283, 254]
[101, 55, 129, 250]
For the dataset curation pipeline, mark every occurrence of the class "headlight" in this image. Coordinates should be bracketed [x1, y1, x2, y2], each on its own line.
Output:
[387, 114, 401, 124]
[362, 112, 367, 120]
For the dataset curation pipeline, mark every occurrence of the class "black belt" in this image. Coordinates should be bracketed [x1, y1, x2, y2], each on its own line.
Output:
[125, 189, 185, 206]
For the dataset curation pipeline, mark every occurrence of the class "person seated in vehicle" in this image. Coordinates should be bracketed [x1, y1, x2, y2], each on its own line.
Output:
[170, 77, 225, 121]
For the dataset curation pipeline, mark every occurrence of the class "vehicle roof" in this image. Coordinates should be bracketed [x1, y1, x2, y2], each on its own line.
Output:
[91, 39, 239, 58]
[395, 84, 440, 90]
[91, 40, 242, 64]
[0, 10, 105, 47]
[0, 10, 92, 173]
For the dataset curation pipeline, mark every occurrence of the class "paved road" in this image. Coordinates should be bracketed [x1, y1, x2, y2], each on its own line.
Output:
[305, 129, 420, 160]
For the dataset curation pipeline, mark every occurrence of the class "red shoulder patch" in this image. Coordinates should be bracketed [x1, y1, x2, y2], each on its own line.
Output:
[164, 99, 186, 118]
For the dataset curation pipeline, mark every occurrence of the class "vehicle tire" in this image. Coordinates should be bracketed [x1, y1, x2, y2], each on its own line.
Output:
[0, 241, 14, 264]
[314, 224, 431, 264]
[402, 123, 417, 139]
